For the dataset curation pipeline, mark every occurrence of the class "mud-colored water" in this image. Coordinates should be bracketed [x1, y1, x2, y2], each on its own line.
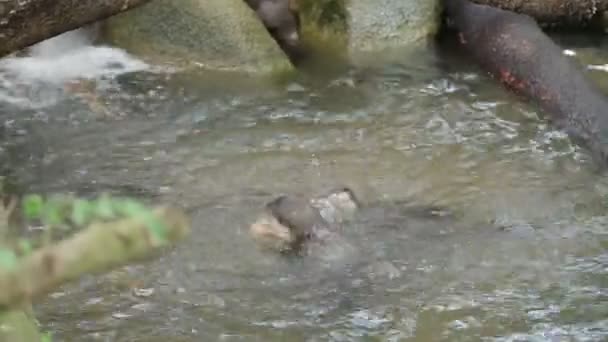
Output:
[0, 28, 606, 341]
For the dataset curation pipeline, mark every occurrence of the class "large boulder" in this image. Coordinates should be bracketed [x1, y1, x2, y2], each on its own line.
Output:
[102, 0, 293, 74]
[347, 0, 441, 54]
[298, 0, 441, 63]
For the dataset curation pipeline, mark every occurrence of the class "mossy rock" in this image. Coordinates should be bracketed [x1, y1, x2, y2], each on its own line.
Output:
[103, 0, 293, 74]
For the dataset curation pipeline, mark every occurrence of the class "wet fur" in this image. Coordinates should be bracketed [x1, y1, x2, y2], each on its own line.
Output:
[265, 195, 322, 244]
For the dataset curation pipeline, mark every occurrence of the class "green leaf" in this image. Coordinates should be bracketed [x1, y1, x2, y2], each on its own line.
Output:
[94, 194, 116, 219]
[71, 199, 93, 226]
[0, 248, 18, 271]
[41, 200, 65, 227]
[142, 214, 167, 242]
[41, 331, 53, 342]
[114, 199, 147, 218]
[116, 199, 167, 242]
[22, 194, 44, 219]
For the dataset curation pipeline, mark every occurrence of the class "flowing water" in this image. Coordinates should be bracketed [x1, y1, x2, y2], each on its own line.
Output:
[0, 28, 607, 341]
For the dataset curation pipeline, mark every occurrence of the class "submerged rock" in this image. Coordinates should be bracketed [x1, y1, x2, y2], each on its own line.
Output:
[102, 0, 293, 74]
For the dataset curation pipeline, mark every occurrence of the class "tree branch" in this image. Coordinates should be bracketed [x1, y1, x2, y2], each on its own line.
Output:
[473, 0, 608, 27]
[0, 0, 152, 57]
[0, 206, 190, 310]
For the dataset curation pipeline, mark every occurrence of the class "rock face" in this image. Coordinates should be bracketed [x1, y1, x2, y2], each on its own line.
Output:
[101, 0, 441, 72]
[296, 0, 441, 64]
[346, 0, 441, 54]
[103, 0, 293, 74]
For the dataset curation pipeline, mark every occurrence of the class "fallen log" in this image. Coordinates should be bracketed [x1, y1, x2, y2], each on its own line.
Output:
[0, 0, 151, 58]
[473, 0, 608, 28]
[443, 0, 608, 167]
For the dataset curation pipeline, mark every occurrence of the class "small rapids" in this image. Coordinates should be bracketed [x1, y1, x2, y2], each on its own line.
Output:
[0, 26, 606, 342]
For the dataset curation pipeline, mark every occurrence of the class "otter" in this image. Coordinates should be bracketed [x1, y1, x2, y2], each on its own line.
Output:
[442, 0, 608, 166]
[249, 187, 360, 254]
[243, 0, 305, 65]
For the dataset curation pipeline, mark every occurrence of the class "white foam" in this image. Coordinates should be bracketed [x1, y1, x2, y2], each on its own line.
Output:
[0, 26, 152, 109]
[29, 25, 99, 58]
[0, 45, 149, 84]
[587, 64, 608, 72]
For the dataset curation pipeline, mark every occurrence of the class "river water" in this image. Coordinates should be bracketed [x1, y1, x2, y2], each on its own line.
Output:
[0, 28, 606, 341]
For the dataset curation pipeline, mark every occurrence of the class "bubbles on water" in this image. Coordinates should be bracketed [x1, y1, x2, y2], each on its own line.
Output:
[526, 304, 561, 321]
[525, 127, 578, 161]
[421, 77, 464, 95]
[111, 312, 132, 319]
[132, 287, 155, 298]
[286, 82, 307, 93]
[446, 316, 482, 331]
[85, 297, 104, 306]
[348, 309, 391, 330]
[131, 302, 155, 312]
[494, 320, 608, 342]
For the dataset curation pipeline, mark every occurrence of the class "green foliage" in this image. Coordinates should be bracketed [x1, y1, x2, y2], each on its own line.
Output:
[0, 194, 168, 272]
[23, 194, 44, 220]
[115, 199, 167, 241]
[21, 194, 167, 238]
[94, 194, 117, 220]
[41, 331, 53, 342]
[0, 249, 18, 271]
[70, 199, 93, 227]
[40, 198, 66, 228]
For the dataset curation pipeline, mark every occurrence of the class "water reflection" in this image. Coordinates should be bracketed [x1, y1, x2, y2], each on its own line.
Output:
[0, 30, 606, 341]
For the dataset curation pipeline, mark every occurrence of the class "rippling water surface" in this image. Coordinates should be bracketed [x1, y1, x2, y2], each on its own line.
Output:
[0, 29, 607, 341]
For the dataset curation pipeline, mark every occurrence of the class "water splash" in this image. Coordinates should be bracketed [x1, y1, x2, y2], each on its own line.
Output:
[0, 25, 150, 109]
[28, 24, 100, 58]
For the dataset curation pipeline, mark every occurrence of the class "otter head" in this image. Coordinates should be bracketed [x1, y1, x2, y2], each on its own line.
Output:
[250, 194, 323, 253]
[250, 187, 361, 254]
